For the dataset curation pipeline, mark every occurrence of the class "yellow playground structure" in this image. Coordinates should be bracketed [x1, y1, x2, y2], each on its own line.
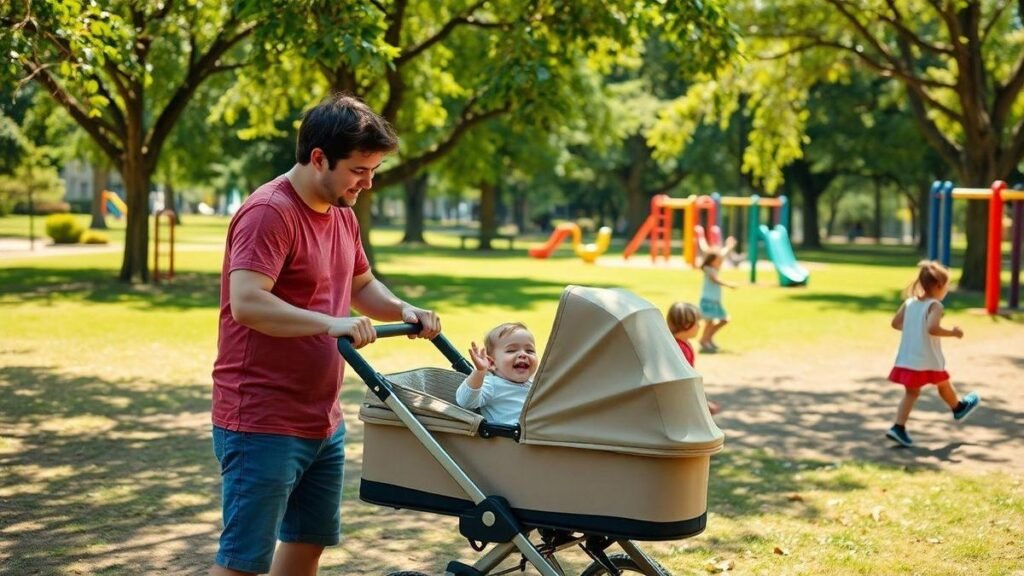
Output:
[529, 222, 613, 263]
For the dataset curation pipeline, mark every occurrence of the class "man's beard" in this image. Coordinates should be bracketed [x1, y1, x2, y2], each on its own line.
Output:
[336, 189, 360, 208]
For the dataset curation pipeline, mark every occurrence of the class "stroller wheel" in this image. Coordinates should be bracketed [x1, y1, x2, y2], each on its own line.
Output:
[580, 552, 670, 575]
[385, 572, 430, 576]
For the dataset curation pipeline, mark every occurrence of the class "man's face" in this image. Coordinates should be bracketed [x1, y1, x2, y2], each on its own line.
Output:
[313, 149, 384, 208]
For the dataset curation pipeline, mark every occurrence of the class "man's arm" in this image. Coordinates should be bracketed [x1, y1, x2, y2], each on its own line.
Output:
[229, 269, 376, 346]
[350, 269, 441, 338]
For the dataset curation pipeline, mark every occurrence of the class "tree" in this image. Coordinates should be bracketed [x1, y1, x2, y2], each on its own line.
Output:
[752, 0, 1024, 289]
[229, 0, 737, 264]
[3, 2, 256, 282]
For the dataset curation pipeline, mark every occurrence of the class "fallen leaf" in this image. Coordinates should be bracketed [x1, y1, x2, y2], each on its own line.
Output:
[786, 493, 804, 502]
[773, 546, 790, 556]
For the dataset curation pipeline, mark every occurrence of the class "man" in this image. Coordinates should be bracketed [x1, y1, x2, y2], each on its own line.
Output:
[209, 94, 440, 575]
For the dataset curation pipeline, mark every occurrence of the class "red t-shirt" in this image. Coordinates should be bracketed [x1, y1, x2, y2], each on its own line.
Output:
[212, 176, 370, 439]
[675, 338, 695, 366]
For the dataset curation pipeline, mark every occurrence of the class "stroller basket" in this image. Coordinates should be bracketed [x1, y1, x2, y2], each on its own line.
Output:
[342, 286, 724, 575]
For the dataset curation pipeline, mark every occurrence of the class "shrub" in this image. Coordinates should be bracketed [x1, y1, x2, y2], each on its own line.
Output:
[80, 230, 109, 245]
[45, 214, 84, 244]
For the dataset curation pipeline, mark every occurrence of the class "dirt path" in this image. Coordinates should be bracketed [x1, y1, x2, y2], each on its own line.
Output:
[698, 328, 1024, 474]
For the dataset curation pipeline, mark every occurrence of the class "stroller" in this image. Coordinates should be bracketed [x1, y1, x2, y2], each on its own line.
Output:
[339, 286, 724, 575]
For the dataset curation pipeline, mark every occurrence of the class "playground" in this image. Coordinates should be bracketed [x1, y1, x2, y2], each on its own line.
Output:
[1, 216, 1023, 575]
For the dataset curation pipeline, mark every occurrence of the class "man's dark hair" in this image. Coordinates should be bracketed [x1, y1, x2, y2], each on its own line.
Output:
[295, 94, 399, 169]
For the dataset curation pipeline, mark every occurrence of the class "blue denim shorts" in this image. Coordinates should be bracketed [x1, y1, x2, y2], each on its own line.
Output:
[212, 424, 346, 574]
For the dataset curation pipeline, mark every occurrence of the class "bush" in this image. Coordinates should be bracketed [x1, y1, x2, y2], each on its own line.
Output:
[45, 214, 84, 244]
[13, 200, 71, 215]
[80, 230, 109, 245]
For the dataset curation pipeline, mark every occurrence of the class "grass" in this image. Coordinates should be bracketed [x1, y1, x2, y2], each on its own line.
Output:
[1, 215, 1023, 574]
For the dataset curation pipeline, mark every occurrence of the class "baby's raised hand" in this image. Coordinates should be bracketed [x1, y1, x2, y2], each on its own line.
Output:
[725, 236, 737, 248]
[468, 342, 491, 371]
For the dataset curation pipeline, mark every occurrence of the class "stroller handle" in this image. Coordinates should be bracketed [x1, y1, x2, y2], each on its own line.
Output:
[337, 322, 473, 401]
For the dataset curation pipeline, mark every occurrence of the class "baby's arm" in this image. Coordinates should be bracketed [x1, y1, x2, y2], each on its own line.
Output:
[891, 302, 906, 330]
[926, 302, 964, 338]
[456, 342, 491, 409]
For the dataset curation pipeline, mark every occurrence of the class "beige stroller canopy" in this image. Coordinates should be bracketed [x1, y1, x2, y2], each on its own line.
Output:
[520, 285, 723, 457]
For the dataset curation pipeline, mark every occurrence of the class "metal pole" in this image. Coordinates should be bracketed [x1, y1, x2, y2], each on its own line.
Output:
[940, 181, 954, 266]
[1010, 197, 1022, 310]
[986, 181, 1007, 315]
[748, 195, 760, 284]
[927, 180, 941, 261]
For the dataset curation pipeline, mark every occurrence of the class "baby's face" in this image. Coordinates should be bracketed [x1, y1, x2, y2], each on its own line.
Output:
[490, 329, 538, 384]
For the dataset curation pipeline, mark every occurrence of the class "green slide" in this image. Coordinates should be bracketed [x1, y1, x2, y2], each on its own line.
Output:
[758, 224, 809, 287]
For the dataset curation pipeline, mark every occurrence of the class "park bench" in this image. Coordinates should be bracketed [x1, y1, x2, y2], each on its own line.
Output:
[458, 233, 516, 250]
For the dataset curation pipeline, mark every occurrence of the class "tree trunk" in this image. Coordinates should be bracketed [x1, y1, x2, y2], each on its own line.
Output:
[165, 179, 181, 225]
[478, 181, 497, 250]
[512, 189, 527, 233]
[353, 192, 377, 268]
[119, 152, 151, 283]
[916, 184, 929, 252]
[90, 165, 108, 230]
[959, 201, 989, 290]
[624, 135, 650, 235]
[873, 178, 882, 243]
[800, 184, 822, 249]
[402, 172, 428, 244]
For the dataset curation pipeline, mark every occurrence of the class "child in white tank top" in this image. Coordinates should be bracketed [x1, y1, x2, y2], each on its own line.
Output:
[886, 261, 980, 447]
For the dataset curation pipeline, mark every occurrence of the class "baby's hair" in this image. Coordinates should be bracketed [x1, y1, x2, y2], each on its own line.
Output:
[904, 260, 951, 298]
[702, 248, 722, 268]
[666, 302, 702, 334]
[484, 322, 532, 355]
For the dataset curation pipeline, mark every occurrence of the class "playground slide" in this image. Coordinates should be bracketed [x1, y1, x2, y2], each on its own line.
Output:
[103, 190, 127, 218]
[758, 224, 809, 287]
[529, 223, 612, 263]
[574, 226, 613, 263]
[529, 223, 579, 259]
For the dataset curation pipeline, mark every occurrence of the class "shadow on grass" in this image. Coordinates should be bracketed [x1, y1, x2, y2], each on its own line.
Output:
[0, 365, 218, 574]
[3, 361, 1021, 574]
[0, 263, 589, 317]
[707, 374, 1024, 475]
[0, 267, 222, 310]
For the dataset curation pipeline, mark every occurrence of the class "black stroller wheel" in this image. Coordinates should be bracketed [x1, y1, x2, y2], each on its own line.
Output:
[580, 552, 670, 575]
[385, 572, 430, 576]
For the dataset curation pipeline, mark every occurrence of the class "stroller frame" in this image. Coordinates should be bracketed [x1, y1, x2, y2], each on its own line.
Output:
[340, 323, 673, 576]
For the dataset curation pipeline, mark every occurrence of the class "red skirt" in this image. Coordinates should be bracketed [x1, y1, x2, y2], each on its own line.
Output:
[889, 367, 950, 388]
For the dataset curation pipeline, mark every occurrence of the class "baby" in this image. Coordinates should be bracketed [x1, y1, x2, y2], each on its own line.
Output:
[455, 322, 539, 425]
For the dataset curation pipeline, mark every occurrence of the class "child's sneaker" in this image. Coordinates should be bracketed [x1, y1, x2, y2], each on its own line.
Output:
[886, 425, 913, 447]
[700, 342, 717, 353]
[953, 392, 981, 422]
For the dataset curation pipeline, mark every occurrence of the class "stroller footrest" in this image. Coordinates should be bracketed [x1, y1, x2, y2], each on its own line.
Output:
[458, 495, 521, 544]
[445, 560, 484, 576]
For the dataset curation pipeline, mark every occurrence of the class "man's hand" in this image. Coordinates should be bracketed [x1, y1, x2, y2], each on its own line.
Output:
[327, 316, 375, 348]
[952, 326, 964, 339]
[401, 305, 441, 339]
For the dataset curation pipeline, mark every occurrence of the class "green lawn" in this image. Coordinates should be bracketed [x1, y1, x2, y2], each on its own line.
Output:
[1, 215, 1022, 575]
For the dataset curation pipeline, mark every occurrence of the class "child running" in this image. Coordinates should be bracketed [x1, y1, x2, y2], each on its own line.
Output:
[699, 236, 738, 353]
[666, 302, 720, 415]
[456, 322, 539, 425]
[886, 261, 980, 447]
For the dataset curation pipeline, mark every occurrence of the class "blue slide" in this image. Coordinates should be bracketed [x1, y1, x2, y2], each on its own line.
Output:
[758, 224, 809, 287]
